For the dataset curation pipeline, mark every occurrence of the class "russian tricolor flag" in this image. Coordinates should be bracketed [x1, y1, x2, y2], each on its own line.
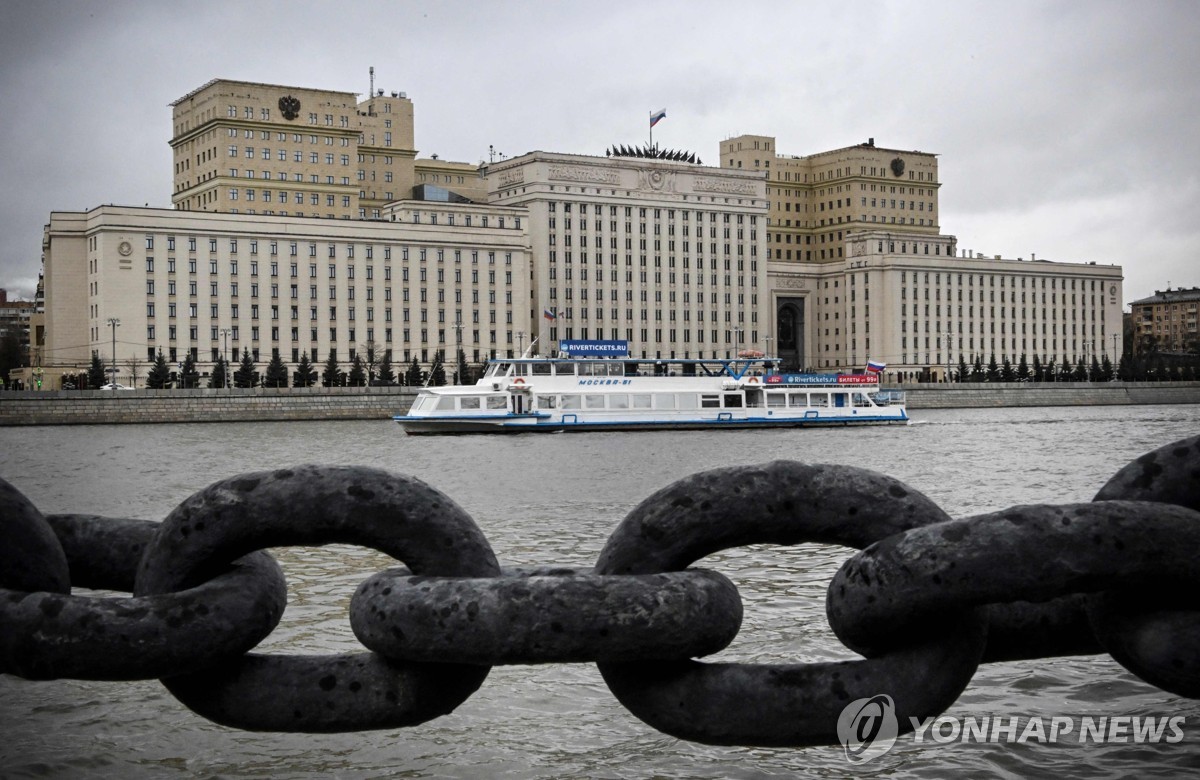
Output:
[543, 308, 557, 321]
[650, 108, 667, 127]
[866, 360, 886, 374]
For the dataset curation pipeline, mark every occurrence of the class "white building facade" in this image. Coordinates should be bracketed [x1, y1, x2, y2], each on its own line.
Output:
[487, 151, 770, 359]
[41, 204, 531, 385]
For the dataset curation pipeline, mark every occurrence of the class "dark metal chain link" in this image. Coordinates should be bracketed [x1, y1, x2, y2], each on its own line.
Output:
[2, 435, 1197, 744]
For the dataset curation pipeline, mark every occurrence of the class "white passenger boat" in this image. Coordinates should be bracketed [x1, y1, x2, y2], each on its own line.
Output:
[394, 342, 906, 435]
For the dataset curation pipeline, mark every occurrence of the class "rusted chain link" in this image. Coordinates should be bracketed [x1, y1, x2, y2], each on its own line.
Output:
[1, 434, 1197, 744]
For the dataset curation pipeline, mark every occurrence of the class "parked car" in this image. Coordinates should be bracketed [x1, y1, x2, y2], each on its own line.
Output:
[61, 382, 76, 390]
[99, 383, 133, 390]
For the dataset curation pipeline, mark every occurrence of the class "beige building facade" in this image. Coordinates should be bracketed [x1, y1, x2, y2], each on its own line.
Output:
[721, 135, 940, 264]
[487, 151, 769, 359]
[768, 233, 1124, 381]
[1130, 287, 1200, 353]
[41, 204, 531, 386]
[170, 79, 482, 222]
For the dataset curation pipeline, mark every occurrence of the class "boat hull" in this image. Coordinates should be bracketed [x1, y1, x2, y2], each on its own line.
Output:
[395, 411, 909, 435]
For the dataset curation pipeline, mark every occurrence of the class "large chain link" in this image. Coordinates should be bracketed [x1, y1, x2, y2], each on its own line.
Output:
[2, 435, 1197, 744]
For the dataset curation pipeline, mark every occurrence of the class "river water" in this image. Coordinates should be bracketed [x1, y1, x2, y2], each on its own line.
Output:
[1, 405, 1198, 779]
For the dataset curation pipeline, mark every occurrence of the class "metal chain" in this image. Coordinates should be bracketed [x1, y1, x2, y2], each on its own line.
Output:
[1, 435, 1197, 744]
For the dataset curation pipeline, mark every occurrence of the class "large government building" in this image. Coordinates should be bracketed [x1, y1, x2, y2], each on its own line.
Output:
[26, 78, 1126, 389]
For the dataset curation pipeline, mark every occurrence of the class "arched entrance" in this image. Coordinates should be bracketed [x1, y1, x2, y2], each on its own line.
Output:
[776, 297, 805, 371]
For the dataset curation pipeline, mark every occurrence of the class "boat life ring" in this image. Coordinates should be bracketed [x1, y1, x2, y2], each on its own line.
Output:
[513, 377, 526, 385]
[746, 376, 760, 384]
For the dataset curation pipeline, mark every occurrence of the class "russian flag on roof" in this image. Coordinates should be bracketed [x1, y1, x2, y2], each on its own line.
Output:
[650, 108, 667, 127]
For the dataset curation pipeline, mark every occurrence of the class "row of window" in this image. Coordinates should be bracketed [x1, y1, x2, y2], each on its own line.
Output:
[141, 236, 515, 265]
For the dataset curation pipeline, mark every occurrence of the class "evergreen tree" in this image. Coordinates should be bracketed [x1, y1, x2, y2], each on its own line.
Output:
[348, 354, 367, 386]
[1089, 355, 1102, 383]
[179, 352, 200, 388]
[1073, 356, 1088, 382]
[1031, 354, 1043, 382]
[208, 357, 228, 389]
[1168, 361, 1183, 382]
[1118, 356, 1134, 382]
[455, 347, 468, 384]
[1045, 357, 1057, 382]
[971, 355, 985, 382]
[0, 332, 22, 386]
[234, 348, 257, 388]
[1100, 355, 1114, 382]
[1000, 356, 1015, 383]
[1016, 354, 1031, 382]
[985, 353, 1000, 382]
[322, 350, 341, 387]
[406, 356, 423, 386]
[956, 355, 970, 383]
[146, 349, 171, 389]
[362, 341, 378, 385]
[376, 350, 396, 384]
[295, 351, 316, 387]
[88, 350, 107, 388]
[265, 351, 289, 387]
[430, 350, 447, 386]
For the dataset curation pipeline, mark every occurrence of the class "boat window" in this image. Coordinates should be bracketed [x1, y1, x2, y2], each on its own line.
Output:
[580, 362, 607, 376]
[787, 392, 807, 407]
[436, 396, 457, 411]
[723, 394, 743, 408]
[561, 394, 582, 409]
[584, 394, 605, 408]
[492, 362, 512, 377]
[531, 362, 553, 376]
[655, 394, 677, 409]
[766, 392, 786, 408]
[607, 363, 625, 377]
[853, 392, 874, 407]
[700, 394, 721, 409]
[609, 394, 629, 409]
[809, 393, 829, 407]
[486, 395, 508, 410]
[631, 394, 652, 409]
[460, 396, 481, 410]
[554, 362, 576, 377]
[410, 395, 435, 412]
[536, 394, 556, 408]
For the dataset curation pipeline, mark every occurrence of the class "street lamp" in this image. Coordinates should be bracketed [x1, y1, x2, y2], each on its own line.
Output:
[516, 330, 525, 358]
[733, 325, 743, 357]
[453, 320, 464, 384]
[945, 332, 953, 383]
[106, 317, 120, 385]
[764, 335, 774, 357]
[220, 328, 231, 391]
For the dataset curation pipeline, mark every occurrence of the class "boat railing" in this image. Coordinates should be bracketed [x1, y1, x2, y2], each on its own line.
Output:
[872, 389, 906, 406]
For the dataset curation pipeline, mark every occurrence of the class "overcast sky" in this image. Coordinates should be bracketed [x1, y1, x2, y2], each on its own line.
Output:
[2, 0, 1196, 304]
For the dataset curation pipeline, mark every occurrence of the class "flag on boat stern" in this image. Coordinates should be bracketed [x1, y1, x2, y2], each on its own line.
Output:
[866, 360, 886, 374]
[543, 308, 557, 321]
[650, 108, 667, 127]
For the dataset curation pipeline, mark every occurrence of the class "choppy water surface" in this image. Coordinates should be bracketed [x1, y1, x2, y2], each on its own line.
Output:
[1, 405, 1199, 778]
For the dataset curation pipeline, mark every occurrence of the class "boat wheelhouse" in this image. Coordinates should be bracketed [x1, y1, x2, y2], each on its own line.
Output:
[394, 344, 906, 435]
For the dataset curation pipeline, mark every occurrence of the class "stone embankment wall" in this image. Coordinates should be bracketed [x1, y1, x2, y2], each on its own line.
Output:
[0, 387, 418, 426]
[900, 381, 1200, 409]
[0, 382, 1197, 426]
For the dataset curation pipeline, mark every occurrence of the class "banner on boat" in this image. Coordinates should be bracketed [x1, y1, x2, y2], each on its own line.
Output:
[765, 373, 880, 385]
[559, 340, 629, 357]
